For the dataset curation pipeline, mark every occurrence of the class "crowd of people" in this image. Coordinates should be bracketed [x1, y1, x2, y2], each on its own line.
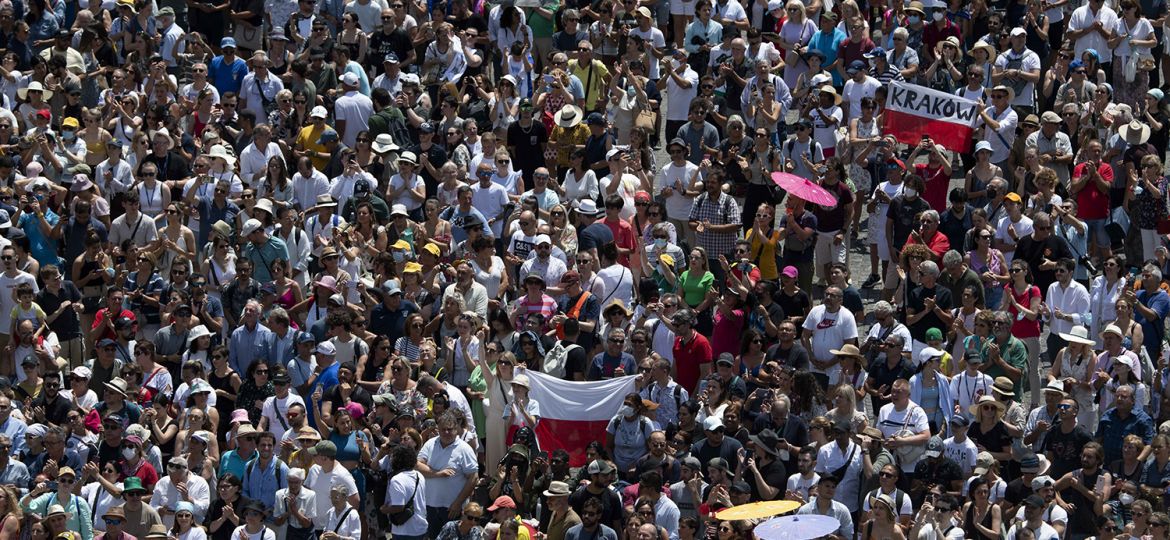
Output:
[4, 0, 1170, 536]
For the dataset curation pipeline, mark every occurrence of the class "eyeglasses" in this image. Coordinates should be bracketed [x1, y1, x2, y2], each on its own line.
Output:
[1010, 268, 1025, 273]
[104, 519, 123, 526]
[609, 338, 626, 343]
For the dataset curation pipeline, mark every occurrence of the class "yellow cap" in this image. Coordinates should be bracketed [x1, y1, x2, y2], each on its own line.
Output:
[61, 117, 79, 129]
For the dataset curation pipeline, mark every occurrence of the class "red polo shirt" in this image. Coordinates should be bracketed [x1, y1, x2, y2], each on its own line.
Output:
[673, 331, 713, 393]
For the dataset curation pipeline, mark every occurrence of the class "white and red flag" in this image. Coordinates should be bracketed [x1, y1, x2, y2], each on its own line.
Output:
[520, 369, 636, 467]
[884, 81, 980, 153]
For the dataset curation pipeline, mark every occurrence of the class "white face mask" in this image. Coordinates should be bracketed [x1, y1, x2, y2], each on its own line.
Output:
[1120, 493, 1135, 506]
[907, 15, 920, 24]
[654, 238, 667, 249]
[618, 405, 635, 418]
[122, 448, 137, 461]
[932, 11, 944, 20]
[903, 187, 919, 199]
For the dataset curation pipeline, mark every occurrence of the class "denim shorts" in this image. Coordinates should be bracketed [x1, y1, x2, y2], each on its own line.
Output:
[1086, 218, 1110, 247]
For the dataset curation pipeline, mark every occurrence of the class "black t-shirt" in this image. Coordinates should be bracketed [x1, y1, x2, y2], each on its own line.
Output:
[555, 340, 589, 380]
[409, 143, 449, 198]
[911, 457, 963, 504]
[746, 457, 787, 501]
[1042, 425, 1094, 479]
[907, 284, 953, 342]
[968, 421, 1013, 456]
[773, 289, 811, 322]
[720, 137, 754, 184]
[506, 121, 548, 177]
[887, 195, 932, 252]
[36, 282, 82, 339]
[31, 392, 73, 426]
[764, 342, 809, 371]
[568, 486, 624, 531]
[369, 28, 414, 76]
[1014, 235, 1072, 294]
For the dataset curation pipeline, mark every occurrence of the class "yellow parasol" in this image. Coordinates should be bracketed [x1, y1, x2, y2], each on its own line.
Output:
[713, 500, 801, 521]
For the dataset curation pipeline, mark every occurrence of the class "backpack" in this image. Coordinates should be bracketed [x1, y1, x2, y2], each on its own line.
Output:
[245, 458, 285, 491]
[542, 341, 580, 379]
[371, 107, 413, 148]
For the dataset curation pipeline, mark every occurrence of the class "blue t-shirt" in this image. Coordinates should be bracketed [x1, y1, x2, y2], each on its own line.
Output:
[19, 210, 59, 266]
[1137, 289, 1170, 361]
[808, 29, 847, 86]
[210, 55, 249, 95]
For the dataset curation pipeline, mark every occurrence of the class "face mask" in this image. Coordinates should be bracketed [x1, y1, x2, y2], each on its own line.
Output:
[932, 11, 944, 20]
[903, 187, 918, 198]
[907, 15, 921, 24]
[618, 405, 635, 418]
[1120, 493, 1135, 505]
[62, 130, 75, 140]
[654, 238, 667, 249]
[392, 251, 405, 263]
[121, 448, 136, 461]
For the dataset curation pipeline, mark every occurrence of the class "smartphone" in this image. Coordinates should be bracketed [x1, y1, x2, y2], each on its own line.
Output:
[543, 74, 555, 83]
[46, 481, 57, 491]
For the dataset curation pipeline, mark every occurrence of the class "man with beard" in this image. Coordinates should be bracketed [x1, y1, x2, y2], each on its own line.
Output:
[980, 311, 1028, 400]
[28, 369, 70, 426]
[568, 460, 623, 533]
[564, 498, 616, 540]
[1041, 397, 1092, 479]
[1053, 442, 1111, 539]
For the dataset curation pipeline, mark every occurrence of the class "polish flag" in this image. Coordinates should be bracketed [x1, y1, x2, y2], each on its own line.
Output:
[884, 81, 980, 153]
[520, 369, 637, 467]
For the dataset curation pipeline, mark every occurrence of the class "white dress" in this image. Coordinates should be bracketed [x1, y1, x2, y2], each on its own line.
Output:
[1061, 350, 1098, 433]
[206, 256, 237, 303]
[483, 367, 514, 469]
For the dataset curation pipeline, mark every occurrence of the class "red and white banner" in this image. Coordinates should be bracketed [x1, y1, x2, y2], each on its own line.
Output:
[883, 81, 980, 153]
[520, 369, 636, 467]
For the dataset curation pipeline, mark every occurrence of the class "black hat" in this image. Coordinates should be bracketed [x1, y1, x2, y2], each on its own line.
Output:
[748, 429, 782, 457]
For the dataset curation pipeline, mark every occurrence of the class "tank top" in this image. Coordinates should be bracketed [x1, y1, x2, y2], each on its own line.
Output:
[963, 503, 995, 540]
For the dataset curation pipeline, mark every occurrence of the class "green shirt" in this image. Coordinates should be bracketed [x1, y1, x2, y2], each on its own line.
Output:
[980, 336, 1028, 399]
[526, 1, 560, 37]
[679, 270, 714, 307]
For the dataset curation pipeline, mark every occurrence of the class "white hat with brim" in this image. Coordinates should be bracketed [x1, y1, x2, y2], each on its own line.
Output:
[1058, 325, 1095, 345]
[186, 325, 212, 345]
[371, 133, 399, 154]
[18, 81, 53, 101]
[554, 105, 584, 128]
[207, 144, 236, 167]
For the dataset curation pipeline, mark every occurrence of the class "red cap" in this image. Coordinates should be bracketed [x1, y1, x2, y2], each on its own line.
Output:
[35, 109, 51, 120]
[487, 495, 516, 511]
[634, 190, 651, 203]
[887, 158, 906, 170]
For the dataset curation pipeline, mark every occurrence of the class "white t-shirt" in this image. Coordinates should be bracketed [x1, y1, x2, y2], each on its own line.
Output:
[811, 105, 843, 151]
[876, 401, 930, 472]
[786, 473, 819, 502]
[842, 76, 881, 121]
[995, 214, 1034, 263]
[387, 471, 427, 536]
[948, 371, 994, 420]
[800, 305, 857, 379]
[389, 173, 425, 211]
[0, 271, 36, 336]
[664, 63, 700, 122]
[595, 264, 634, 311]
[261, 393, 306, 441]
[306, 463, 358, 529]
[471, 182, 511, 237]
[629, 27, 667, 79]
[333, 91, 374, 147]
[657, 161, 700, 220]
[993, 48, 1042, 108]
[942, 436, 979, 477]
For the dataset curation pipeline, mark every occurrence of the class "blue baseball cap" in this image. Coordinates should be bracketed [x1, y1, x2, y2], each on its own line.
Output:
[316, 129, 339, 144]
[864, 46, 885, 59]
[220, 37, 237, 49]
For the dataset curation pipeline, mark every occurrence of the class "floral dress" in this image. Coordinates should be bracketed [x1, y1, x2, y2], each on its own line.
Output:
[235, 379, 274, 425]
[1133, 175, 1169, 230]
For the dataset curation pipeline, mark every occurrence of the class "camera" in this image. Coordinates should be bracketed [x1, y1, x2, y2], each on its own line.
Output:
[1080, 255, 1097, 276]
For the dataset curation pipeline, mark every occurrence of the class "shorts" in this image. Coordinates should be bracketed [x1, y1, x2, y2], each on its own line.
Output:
[1086, 218, 1110, 247]
[670, 0, 694, 15]
[870, 219, 890, 260]
[814, 230, 846, 268]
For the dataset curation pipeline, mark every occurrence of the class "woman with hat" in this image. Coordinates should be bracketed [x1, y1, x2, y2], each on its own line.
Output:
[228, 500, 274, 540]
[1051, 325, 1100, 430]
[67, 173, 111, 228]
[22, 470, 93, 540]
[968, 395, 1012, 462]
[171, 501, 205, 540]
[909, 346, 954, 431]
[503, 373, 540, 437]
[1101, 353, 1149, 413]
[549, 104, 589, 177]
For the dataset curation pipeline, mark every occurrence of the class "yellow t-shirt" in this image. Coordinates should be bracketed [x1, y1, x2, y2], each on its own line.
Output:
[569, 59, 611, 111]
[746, 228, 781, 281]
[296, 124, 330, 171]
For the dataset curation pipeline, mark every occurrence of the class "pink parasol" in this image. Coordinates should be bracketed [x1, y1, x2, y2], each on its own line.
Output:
[771, 171, 839, 207]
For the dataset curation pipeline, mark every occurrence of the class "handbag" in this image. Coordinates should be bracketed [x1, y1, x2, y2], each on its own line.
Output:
[636, 109, 656, 131]
[1106, 206, 1130, 248]
[232, 22, 262, 51]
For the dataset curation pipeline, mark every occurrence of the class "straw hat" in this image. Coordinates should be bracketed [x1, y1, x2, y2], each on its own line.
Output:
[968, 394, 1006, 417]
